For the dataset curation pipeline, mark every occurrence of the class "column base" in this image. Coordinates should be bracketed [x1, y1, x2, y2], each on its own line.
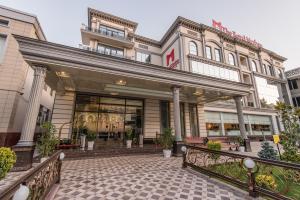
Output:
[244, 139, 252, 152]
[172, 141, 185, 157]
[11, 145, 35, 171]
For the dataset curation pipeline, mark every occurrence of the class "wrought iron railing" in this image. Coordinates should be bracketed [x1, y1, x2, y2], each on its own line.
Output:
[0, 150, 62, 200]
[183, 145, 300, 200]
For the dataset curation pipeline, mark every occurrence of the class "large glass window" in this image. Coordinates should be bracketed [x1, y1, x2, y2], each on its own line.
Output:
[73, 94, 143, 143]
[189, 104, 199, 137]
[160, 101, 170, 132]
[97, 44, 124, 57]
[0, 35, 6, 61]
[288, 79, 298, 90]
[205, 112, 221, 136]
[189, 41, 198, 55]
[251, 60, 257, 72]
[99, 25, 125, 38]
[228, 53, 235, 66]
[191, 60, 239, 82]
[214, 48, 221, 62]
[205, 46, 212, 59]
[255, 76, 280, 108]
[136, 52, 151, 63]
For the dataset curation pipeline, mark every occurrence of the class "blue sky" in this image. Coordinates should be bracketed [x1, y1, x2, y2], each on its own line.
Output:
[1, 0, 299, 70]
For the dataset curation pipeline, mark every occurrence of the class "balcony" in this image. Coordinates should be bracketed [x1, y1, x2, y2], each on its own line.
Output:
[79, 44, 134, 60]
[81, 24, 134, 48]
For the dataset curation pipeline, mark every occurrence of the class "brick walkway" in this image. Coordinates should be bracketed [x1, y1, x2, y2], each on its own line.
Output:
[54, 155, 255, 200]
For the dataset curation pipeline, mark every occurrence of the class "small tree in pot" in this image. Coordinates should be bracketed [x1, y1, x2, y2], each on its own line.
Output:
[125, 128, 133, 148]
[237, 136, 245, 152]
[37, 122, 59, 162]
[86, 131, 96, 150]
[159, 128, 175, 158]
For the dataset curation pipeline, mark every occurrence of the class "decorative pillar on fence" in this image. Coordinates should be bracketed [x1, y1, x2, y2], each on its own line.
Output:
[13, 66, 47, 171]
[234, 96, 252, 152]
[172, 86, 184, 156]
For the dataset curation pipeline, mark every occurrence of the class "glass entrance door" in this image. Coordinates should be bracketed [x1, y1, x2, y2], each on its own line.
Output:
[73, 94, 143, 148]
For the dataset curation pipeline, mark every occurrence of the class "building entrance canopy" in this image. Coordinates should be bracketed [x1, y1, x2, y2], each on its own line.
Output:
[15, 35, 252, 104]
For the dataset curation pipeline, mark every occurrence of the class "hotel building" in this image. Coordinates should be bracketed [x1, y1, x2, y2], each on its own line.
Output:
[12, 8, 292, 162]
[286, 67, 300, 107]
[0, 5, 55, 147]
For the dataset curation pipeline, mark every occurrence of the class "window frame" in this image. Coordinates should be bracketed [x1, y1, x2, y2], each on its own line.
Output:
[228, 53, 235, 66]
[251, 60, 257, 72]
[205, 46, 212, 60]
[0, 19, 9, 27]
[136, 51, 151, 63]
[214, 48, 221, 62]
[0, 34, 8, 64]
[189, 41, 198, 55]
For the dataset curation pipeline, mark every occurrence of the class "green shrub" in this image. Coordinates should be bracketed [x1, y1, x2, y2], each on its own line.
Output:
[0, 147, 16, 180]
[86, 130, 97, 141]
[207, 141, 221, 161]
[37, 122, 59, 157]
[125, 128, 133, 140]
[256, 174, 277, 190]
[258, 142, 278, 160]
[159, 128, 175, 149]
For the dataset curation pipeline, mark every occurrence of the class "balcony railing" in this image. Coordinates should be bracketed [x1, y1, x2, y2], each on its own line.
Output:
[81, 24, 131, 42]
[79, 44, 134, 60]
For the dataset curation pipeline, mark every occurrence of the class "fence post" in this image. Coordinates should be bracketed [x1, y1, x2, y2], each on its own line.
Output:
[247, 169, 258, 197]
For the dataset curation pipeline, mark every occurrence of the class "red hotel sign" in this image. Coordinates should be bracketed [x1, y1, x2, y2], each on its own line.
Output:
[212, 19, 262, 48]
[166, 49, 179, 69]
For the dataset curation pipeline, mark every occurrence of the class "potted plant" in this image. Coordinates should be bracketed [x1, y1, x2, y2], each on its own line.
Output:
[125, 128, 133, 148]
[86, 130, 96, 150]
[237, 136, 245, 152]
[37, 122, 59, 162]
[159, 128, 175, 158]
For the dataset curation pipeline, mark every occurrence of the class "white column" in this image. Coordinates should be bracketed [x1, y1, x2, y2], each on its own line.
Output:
[234, 96, 248, 139]
[17, 66, 47, 146]
[271, 115, 280, 134]
[172, 86, 182, 141]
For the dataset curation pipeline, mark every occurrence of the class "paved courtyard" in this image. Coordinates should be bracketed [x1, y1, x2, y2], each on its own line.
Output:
[54, 155, 255, 200]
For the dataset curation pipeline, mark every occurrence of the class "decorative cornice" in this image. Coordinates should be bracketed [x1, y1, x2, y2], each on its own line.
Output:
[88, 8, 138, 31]
[14, 35, 252, 96]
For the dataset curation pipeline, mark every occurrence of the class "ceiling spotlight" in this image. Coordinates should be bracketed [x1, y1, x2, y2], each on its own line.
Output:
[193, 91, 203, 96]
[110, 92, 119, 96]
[56, 71, 70, 78]
[116, 79, 126, 86]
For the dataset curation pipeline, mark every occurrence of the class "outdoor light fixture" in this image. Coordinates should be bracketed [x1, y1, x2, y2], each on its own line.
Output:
[243, 157, 256, 169]
[56, 71, 70, 78]
[13, 183, 29, 200]
[181, 146, 187, 153]
[193, 91, 203, 96]
[59, 152, 65, 160]
[110, 92, 119, 96]
[115, 79, 127, 86]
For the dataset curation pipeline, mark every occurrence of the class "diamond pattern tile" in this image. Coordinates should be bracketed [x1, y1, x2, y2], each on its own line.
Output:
[54, 155, 257, 200]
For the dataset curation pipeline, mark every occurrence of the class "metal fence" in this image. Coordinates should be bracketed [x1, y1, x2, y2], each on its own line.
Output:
[0, 150, 62, 200]
[183, 145, 300, 200]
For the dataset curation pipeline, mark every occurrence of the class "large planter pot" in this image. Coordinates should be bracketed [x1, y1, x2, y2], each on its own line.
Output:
[163, 149, 172, 158]
[87, 141, 94, 150]
[126, 140, 132, 148]
[239, 146, 245, 152]
[80, 135, 86, 149]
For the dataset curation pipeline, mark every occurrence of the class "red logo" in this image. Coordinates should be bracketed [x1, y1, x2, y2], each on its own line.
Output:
[166, 49, 175, 66]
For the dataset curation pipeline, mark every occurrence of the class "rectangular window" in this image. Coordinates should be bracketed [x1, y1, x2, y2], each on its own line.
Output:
[0, 34, 7, 61]
[288, 79, 298, 90]
[205, 46, 212, 59]
[97, 44, 124, 57]
[189, 104, 199, 137]
[292, 97, 297, 107]
[296, 97, 300, 107]
[0, 19, 9, 26]
[99, 25, 125, 38]
[160, 101, 170, 133]
[239, 56, 248, 69]
[214, 48, 221, 62]
[136, 52, 151, 63]
[269, 65, 275, 76]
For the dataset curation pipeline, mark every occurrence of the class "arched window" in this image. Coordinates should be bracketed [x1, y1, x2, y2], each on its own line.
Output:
[228, 53, 235, 66]
[251, 60, 257, 72]
[189, 41, 198, 55]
